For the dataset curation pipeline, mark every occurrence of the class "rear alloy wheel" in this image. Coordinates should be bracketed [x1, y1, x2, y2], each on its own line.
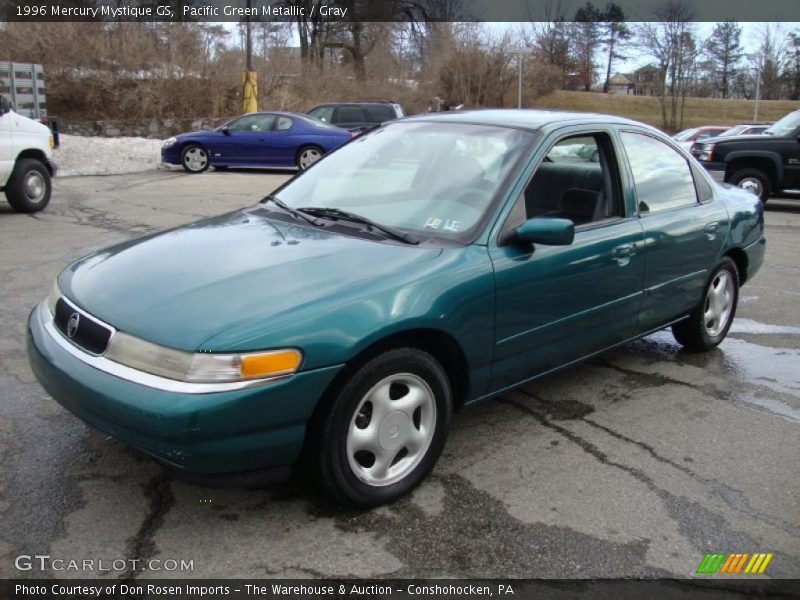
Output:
[181, 144, 209, 173]
[672, 257, 739, 352]
[316, 349, 451, 507]
[4, 158, 51, 213]
[729, 169, 770, 204]
[296, 146, 323, 170]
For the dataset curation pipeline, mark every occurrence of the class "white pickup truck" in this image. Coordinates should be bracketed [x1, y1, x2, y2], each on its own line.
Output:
[0, 94, 55, 212]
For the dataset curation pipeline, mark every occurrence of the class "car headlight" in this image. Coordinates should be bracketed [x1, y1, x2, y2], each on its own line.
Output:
[46, 279, 60, 315]
[698, 143, 715, 161]
[162, 137, 177, 148]
[104, 331, 302, 383]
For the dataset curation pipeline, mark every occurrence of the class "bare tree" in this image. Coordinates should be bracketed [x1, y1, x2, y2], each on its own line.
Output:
[637, 0, 698, 130]
[750, 24, 789, 100]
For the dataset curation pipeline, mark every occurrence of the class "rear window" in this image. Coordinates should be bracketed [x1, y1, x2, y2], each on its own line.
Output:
[363, 105, 396, 122]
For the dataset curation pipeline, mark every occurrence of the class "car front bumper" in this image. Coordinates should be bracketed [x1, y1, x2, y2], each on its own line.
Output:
[161, 145, 181, 166]
[27, 302, 342, 478]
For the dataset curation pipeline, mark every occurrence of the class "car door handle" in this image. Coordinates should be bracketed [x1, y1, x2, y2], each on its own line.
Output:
[704, 221, 720, 239]
[612, 243, 636, 266]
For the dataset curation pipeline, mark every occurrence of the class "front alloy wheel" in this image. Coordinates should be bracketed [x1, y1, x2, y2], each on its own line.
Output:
[315, 348, 452, 507]
[346, 373, 437, 487]
[181, 144, 209, 173]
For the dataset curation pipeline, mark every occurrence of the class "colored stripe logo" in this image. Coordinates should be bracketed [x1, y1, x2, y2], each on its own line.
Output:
[696, 552, 773, 574]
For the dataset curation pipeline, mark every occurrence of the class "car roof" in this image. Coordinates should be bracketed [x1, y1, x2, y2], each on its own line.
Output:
[400, 108, 646, 132]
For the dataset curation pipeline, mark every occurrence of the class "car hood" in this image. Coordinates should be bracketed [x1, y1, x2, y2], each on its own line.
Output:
[59, 208, 442, 351]
[10, 111, 50, 135]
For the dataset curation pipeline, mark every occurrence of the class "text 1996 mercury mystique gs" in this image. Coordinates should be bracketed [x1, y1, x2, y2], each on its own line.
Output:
[28, 110, 765, 507]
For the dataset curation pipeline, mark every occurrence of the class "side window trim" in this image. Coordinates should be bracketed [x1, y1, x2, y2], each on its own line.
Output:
[618, 129, 700, 217]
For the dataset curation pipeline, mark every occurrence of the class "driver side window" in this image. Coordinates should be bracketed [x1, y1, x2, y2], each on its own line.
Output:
[227, 114, 275, 133]
[506, 132, 623, 232]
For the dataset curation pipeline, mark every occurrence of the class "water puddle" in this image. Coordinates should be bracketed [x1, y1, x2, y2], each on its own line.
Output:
[736, 392, 800, 424]
[729, 318, 800, 335]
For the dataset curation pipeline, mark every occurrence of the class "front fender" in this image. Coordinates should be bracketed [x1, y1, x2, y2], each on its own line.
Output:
[724, 150, 783, 182]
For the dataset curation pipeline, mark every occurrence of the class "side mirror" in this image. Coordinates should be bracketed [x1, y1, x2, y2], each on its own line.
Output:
[513, 217, 575, 246]
[0, 95, 10, 115]
[220, 126, 231, 136]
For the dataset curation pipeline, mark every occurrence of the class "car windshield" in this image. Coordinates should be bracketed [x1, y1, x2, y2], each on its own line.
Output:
[719, 125, 746, 137]
[764, 111, 800, 137]
[674, 128, 699, 141]
[273, 122, 534, 242]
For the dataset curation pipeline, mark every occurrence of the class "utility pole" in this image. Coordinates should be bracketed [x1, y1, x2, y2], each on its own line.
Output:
[510, 49, 525, 108]
[753, 66, 761, 122]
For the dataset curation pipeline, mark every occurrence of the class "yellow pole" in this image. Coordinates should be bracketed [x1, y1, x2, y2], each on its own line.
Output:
[241, 70, 258, 113]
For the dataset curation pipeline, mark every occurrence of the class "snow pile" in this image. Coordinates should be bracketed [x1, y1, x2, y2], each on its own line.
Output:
[55, 134, 163, 177]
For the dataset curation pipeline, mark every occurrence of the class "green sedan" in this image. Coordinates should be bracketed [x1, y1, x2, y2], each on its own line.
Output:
[27, 110, 766, 507]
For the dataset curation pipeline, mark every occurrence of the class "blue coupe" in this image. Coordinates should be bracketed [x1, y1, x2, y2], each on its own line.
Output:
[161, 112, 353, 173]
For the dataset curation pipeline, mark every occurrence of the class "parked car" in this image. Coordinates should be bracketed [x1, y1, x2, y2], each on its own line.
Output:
[307, 101, 405, 133]
[693, 109, 800, 203]
[0, 94, 56, 213]
[690, 124, 770, 162]
[28, 110, 765, 507]
[718, 123, 771, 137]
[673, 125, 729, 150]
[161, 111, 353, 173]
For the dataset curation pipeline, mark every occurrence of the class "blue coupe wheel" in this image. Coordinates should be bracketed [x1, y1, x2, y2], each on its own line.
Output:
[181, 144, 209, 174]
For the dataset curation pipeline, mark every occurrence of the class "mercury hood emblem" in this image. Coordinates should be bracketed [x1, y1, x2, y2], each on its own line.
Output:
[67, 312, 80, 338]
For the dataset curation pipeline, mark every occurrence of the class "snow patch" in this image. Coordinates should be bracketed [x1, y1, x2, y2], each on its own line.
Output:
[55, 134, 163, 177]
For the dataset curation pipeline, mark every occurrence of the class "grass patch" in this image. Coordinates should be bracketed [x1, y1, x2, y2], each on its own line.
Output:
[533, 90, 799, 131]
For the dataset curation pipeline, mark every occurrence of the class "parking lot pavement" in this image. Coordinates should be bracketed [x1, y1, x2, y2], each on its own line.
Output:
[1, 171, 798, 580]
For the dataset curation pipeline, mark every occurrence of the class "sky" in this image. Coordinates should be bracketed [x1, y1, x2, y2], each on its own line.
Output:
[485, 22, 800, 73]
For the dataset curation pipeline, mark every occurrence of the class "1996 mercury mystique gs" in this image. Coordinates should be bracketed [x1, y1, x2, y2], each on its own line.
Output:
[27, 110, 765, 507]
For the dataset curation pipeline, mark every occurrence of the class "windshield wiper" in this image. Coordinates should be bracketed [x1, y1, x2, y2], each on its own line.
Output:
[262, 196, 324, 227]
[298, 207, 419, 245]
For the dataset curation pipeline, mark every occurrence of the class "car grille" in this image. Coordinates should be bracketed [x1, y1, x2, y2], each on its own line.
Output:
[53, 298, 113, 355]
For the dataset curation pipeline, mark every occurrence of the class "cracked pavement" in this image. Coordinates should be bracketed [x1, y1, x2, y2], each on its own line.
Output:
[0, 170, 798, 579]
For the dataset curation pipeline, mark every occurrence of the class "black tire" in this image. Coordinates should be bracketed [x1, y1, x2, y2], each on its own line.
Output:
[314, 348, 452, 508]
[672, 257, 739, 352]
[180, 143, 209, 173]
[296, 145, 324, 170]
[728, 168, 771, 204]
[4, 158, 51, 213]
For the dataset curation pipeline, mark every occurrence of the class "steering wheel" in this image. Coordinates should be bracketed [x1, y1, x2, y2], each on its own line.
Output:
[454, 187, 488, 208]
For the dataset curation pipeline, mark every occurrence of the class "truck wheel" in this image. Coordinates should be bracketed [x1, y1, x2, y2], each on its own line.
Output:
[729, 169, 770, 204]
[4, 158, 52, 213]
[314, 348, 452, 507]
[672, 257, 739, 352]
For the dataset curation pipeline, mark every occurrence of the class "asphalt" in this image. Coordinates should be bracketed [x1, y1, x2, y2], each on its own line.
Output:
[0, 169, 798, 580]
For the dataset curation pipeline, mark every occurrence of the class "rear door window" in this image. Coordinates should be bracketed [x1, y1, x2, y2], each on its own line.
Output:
[620, 132, 698, 213]
[334, 106, 366, 124]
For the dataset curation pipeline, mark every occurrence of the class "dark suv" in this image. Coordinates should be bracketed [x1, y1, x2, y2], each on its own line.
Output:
[693, 110, 800, 203]
[307, 101, 404, 133]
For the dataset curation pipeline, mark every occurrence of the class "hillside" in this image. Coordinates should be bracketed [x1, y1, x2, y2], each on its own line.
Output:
[533, 90, 799, 131]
